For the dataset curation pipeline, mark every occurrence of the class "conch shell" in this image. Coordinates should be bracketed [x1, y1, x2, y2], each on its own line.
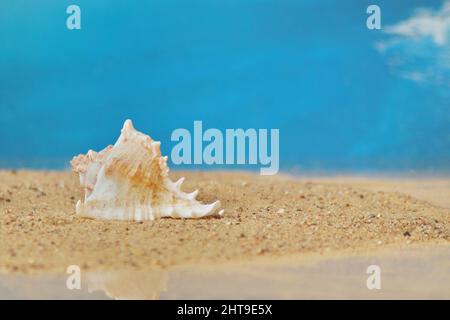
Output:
[70, 120, 223, 220]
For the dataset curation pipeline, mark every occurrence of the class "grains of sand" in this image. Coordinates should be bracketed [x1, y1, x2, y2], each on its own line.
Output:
[0, 170, 448, 274]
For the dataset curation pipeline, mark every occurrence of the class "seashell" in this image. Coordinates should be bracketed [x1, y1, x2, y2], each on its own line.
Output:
[70, 119, 223, 220]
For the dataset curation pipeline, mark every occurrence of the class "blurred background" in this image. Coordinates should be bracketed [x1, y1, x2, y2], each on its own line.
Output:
[0, 0, 449, 173]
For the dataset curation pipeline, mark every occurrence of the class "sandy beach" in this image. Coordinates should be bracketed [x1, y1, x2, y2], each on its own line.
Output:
[0, 170, 449, 275]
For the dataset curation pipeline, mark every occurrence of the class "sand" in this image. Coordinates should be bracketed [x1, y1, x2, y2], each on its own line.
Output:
[0, 170, 449, 274]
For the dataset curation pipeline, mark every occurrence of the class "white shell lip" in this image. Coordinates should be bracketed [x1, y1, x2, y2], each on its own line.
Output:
[70, 119, 223, 221]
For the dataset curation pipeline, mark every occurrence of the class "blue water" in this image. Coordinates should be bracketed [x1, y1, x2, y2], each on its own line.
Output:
[0, 0, 449, 172]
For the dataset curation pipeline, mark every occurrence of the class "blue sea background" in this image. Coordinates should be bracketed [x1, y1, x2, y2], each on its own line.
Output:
[0, 0, 449, 173]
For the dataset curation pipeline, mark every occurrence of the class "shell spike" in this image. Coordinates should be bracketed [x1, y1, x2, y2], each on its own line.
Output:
[192, 200, 221, 218]
[187, 189, 199, 200]
[123, 119, 135, 131]
[174, 177, 185, 188]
